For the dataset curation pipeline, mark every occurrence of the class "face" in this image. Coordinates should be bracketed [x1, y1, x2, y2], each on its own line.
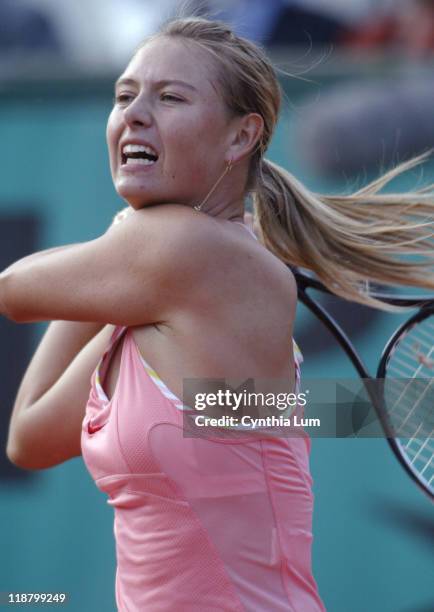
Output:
[106, 37, 234, 209]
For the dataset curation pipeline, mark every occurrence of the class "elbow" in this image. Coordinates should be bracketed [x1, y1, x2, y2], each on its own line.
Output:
[6, 431, 76, 471]
[6, 435, 45, 470]
[6, 429, 50, 471]
[0, 270, 41, 323]
[6, 444, 56, 471]
[5, 442, 39, 471]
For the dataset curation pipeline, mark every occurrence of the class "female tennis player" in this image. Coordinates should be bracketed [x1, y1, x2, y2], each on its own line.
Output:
[2, 16, 434, 612]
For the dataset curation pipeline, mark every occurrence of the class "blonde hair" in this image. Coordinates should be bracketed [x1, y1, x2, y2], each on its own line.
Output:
[139, 16, 434, 312]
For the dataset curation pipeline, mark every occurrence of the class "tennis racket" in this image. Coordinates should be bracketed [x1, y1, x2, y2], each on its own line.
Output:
[290, 265, 434, 502]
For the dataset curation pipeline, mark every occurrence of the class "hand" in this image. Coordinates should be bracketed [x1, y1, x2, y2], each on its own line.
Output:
[109, 206, 133, 230]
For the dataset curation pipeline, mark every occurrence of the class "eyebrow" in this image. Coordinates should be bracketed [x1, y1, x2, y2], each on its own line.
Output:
[114, 77, 198, 92]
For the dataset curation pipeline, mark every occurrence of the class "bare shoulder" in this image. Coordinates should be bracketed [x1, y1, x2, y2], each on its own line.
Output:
[120, 204, 298, 313]
[120, 204, 228, 274]
[102, 204, 217, 308]
[115, 204, 218, 252]
[284, 265, 298, 307]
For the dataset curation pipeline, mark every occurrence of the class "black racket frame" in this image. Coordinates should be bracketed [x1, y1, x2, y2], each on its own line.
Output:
[289, 265, 434, 502]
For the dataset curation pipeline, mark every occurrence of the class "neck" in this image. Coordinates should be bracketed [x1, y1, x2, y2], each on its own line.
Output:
[199, 195, 245, 221]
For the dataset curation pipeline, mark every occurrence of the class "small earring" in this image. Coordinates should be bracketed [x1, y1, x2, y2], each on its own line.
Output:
[194, 159, 234, 212]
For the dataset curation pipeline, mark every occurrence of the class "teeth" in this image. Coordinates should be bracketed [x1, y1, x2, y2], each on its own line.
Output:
[125, 157, 155, 165]
[122, 143, 158, 157]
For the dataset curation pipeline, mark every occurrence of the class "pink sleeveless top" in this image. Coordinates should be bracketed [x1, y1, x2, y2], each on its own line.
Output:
[81, 225, 326, 612]
[81, 223, 325, 612]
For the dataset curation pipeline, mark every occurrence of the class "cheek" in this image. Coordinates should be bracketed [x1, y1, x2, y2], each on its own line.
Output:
[161, 106, 227, 184]
[167, 106, 223, 153]
[106, 111, 120, 160]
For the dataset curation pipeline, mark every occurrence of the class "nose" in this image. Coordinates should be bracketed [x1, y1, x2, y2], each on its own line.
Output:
[123, 93, 153, 128]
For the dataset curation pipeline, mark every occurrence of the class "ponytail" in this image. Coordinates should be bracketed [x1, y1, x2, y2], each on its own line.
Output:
[252, 153, 434, 312]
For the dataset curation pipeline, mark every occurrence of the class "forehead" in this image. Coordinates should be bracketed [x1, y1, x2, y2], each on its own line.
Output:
[120, 37, 219, 97]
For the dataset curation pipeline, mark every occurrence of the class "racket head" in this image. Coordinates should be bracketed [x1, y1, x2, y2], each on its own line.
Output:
[377, 305, 434, 501]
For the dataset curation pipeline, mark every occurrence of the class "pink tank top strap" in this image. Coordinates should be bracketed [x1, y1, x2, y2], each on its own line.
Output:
[95, 325, 128, 393]
[110, 324, 128, 346]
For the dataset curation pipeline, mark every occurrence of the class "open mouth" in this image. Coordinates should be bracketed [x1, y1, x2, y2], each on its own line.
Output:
[121, 143, 159, 166]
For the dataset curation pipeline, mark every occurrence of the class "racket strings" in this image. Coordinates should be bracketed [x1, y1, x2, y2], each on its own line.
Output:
[384, 314, 434, 492]
[402, 435, 433, 465]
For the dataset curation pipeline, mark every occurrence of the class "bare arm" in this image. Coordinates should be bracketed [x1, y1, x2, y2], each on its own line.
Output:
[5, 244, 78, 273]
[5, 256, 105, 469]
[9, 320, 105, 412]
[8, 207, 130, 406]
[4, 208, 129, 408]
[6, 323, 115, 469]
[0, 244, 79, 317]
[0, 206, 136, 322]
[4, 208, 130, 468]
[0, 206, 187, 324]
[3, 204, 212, 469]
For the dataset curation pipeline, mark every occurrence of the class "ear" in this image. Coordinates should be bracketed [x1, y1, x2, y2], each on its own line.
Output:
[226, 113, 264, 165]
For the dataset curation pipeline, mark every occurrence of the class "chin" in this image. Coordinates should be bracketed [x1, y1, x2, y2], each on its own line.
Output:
[115, 178, 192, 210]
[118, 192, 174, 212]
[121, 198, 154, 211]
[115, 184, 154, 209]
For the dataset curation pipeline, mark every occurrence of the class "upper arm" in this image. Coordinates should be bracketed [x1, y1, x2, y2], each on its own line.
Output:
[2, 206, 204, 325]
[6, 325, 115, 470]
